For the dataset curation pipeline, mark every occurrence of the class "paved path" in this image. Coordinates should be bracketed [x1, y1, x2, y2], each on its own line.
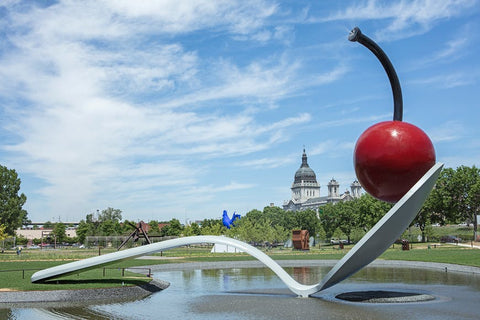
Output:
[451, 242, 480, 249]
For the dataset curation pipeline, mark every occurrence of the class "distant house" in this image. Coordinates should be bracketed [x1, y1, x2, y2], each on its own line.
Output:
[16, 228, 77, 240]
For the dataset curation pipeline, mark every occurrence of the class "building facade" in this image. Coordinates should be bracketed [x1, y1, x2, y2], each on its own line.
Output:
[283, 149, 362, 212]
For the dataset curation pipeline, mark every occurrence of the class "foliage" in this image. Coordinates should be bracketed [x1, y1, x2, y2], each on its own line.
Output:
[318, 204, 338, 240]
[15, 234, 28, 245]
[0, 224, 7, 243]
[76, 207, 124, 243]
[160, 218, 183, 236]
[98, 207, 122, 223]
[228, 215, 289, 245]
[76, 220, 90, 244]
[355, 194, 393, 231]
[0, 165, 28, 235]
[424, 166, 480, 240]
[147, 220, 161, 234]
[291, 209, 320, 239]
[184, 222, 201, 236]
[51, 222, 67, 243]
[333, 201, 357, 243]
[319, 195, 391, 243]
[200, 219, 226, 235]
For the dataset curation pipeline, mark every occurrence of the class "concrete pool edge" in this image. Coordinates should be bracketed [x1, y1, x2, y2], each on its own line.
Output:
[139, 259, 480, 275]
[0, 279, 170, 307]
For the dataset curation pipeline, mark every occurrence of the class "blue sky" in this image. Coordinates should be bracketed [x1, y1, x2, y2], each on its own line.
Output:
[1, 0, 479, 223]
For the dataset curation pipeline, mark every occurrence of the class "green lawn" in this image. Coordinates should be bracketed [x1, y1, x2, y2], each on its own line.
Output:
[379, 246, 480, 266]
[0, 259, 154, 291]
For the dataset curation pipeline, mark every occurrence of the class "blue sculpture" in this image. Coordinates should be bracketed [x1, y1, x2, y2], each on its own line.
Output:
[222, 210, 240, 229]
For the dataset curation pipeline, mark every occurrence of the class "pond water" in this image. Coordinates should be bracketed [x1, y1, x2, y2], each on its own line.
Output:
[3, 264, 480, 320]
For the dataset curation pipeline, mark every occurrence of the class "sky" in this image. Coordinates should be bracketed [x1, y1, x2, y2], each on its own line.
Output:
[0, 0, 479, 224]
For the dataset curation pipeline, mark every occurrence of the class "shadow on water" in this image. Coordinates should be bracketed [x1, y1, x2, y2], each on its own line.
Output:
[39, 307, 114, 320]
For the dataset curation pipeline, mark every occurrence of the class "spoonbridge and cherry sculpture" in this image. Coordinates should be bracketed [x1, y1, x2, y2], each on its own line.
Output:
[32, 28, 443, 297]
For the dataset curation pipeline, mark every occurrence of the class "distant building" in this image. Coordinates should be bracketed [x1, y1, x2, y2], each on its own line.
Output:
[283, 149, 362, 212]
[16, 228, 77, 240]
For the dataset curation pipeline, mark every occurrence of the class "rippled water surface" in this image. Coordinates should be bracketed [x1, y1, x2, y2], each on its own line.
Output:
[4, 265, 480, 320]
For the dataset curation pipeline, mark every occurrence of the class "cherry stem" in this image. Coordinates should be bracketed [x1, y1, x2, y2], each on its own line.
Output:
[348, 27, 403, 121]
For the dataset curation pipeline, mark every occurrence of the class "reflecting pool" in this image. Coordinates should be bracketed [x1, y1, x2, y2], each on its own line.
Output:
[3, 263, 480, 320]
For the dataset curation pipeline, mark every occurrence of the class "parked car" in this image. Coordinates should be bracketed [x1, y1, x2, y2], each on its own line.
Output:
[440, 235, 461, 243]
[330, 239, 348, 244]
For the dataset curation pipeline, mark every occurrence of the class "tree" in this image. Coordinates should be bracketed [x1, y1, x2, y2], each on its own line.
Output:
[0, 224, 8, 250]
[184, 222, 201, 236]
[292, 209, 320, 239]
[200, 219, 226, 235]
[413, 189, 445, 242]
[319, 204, 338, 240]
[148, 220, 161, 234]
[228, 216, 287, 245]
[43, 221, 54, 229]
[334, 201, 358, 244]
[98, 207, 122, 223]
[355, 194, 392, 232]
[52, 222, 67, 243]
[0, 165, 28, 235]
[76, 220, 90, 244]
[160, 218, 183, 236]
[263, 206, 295, 230]
[433, 166, 480, 240]
[100, 219, 122, 236]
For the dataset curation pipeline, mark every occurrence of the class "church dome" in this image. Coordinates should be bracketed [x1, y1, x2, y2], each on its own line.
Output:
[294, 149, 318, 184]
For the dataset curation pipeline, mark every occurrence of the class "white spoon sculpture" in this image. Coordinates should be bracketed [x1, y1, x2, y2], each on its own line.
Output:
[32, 27, 442, 297]
[31, 162, 443, 297]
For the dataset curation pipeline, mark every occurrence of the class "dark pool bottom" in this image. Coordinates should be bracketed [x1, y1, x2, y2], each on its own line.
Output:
[336, 290, 436, 303]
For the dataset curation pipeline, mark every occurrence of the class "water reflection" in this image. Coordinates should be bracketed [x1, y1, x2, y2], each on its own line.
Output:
[4, 265, 480, 320]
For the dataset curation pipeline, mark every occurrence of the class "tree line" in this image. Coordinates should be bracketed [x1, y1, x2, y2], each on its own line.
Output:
[2, 164, 479, 244]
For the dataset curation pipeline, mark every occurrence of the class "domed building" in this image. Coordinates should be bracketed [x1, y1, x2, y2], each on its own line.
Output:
[283, 149, 362, 212]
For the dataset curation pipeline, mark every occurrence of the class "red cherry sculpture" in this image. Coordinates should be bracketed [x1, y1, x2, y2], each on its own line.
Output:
[349, 27, 436, 203]
[354, 121, 435, 202]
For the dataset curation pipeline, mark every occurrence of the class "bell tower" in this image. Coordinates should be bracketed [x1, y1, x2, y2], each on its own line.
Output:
[350, 180, 362, 198]
[328, 178, 340, 198]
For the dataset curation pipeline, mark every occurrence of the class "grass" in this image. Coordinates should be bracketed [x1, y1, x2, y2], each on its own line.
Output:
[1, 241, 479, 291]
[379, 245, 480, 266]
[0, 259, 154, 291]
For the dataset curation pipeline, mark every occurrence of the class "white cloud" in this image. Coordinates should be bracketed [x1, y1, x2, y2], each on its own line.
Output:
[156, 57, 303, 109]
[429, 121, 466, 143]
[316, 113, 392, 129]
[236, 156, 297, 169]
[0, 0, 290, 220]
[310, 140, 355, 156]
[320, 0, 477, 40]
[410, 71, 476, 88]
[4, 0, 279, 40]
[409, 35, 470, 70]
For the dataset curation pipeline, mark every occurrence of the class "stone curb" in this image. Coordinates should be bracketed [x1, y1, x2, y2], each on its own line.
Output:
[142, 259, 480, 275]
[0, 279, 169, 307]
